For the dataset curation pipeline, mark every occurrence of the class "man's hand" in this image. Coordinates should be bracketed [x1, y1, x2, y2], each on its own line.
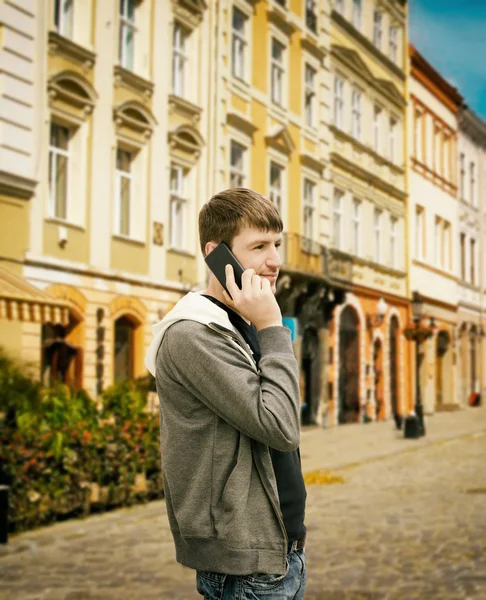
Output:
[223, 265, 282, 331]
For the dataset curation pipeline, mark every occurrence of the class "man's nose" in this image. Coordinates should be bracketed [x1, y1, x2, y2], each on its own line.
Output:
[267, 245, 282, 268]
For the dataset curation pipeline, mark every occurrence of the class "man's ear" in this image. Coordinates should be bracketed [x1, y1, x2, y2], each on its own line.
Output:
[205, 241, 219, 257]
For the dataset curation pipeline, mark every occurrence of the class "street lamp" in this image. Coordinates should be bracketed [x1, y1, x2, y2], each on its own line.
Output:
[404, 291, 435, 437]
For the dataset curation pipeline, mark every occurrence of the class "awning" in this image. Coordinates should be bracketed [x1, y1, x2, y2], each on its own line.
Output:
[0, 266, 70, 325]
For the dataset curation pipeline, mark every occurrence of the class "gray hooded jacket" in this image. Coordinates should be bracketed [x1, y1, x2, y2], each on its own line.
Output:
[144, 292, 301, 575]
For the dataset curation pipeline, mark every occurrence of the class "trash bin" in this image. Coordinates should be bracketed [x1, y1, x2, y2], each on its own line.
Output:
[404, 414, 421, 439]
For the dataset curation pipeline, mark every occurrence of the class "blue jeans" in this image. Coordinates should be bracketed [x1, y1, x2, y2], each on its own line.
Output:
[196, 545, 306, 600]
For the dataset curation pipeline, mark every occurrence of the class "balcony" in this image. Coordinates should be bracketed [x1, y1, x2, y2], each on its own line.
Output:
[280, 233, 325, 278]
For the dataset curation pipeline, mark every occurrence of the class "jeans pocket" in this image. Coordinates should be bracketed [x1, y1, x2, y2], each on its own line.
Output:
[196, 571, 226, 599]
[241, 556, 290, 590]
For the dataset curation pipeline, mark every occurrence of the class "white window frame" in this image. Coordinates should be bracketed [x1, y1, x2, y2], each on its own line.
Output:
[119, 0, 136, 71]
[390, 216, 398, 269]
[269, 161, 285, 215]
[303, 179, 316, 243]
[373, 11, 383, 50]
[415, 205, 424, 260]
[172, 22, 188, 97]
[373, 105, 382, 154]
[389, 117, 397, 163]
[271, 37, 286, 106]
[229, 140, 246, 188]
[374, 208, 382, 263]
[332, 189, 344, 250]
[351, 87, 361, 140]
[443, 221, 451, 271]
[114, 148, 133, 237]
[334, 75, 344, 129]
[335, 0, 344, 15]
[470, 238, 476, 284]
[169, 164, 189, 251]
[389, 25, 399, 63]
[351, 198, 361, 256]
[49, 122, 71, 221]
[434, 216, 442, 267]
[304, 63, 316, 127]
[460, 153, 466, 199]
[470, 162, 476, 207]
[352, 0, 362, 30]
[54, 0, 74, 38]
[232, 6, 247, 81]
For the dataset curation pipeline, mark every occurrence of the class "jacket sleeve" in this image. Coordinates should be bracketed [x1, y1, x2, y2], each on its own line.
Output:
[158, 320, 301, 451]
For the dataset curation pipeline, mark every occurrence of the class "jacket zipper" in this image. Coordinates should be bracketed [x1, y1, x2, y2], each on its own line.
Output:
[208, 321, 288, 564]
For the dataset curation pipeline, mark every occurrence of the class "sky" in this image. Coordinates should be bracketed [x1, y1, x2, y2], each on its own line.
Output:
[409, 0, 486, 119]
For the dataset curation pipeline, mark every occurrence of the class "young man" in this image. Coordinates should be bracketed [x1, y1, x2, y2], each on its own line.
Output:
[145, 188, 307, 599]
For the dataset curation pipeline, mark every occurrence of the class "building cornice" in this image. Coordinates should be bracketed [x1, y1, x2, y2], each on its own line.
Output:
[0, 171, 37, 200]
[331, 11, 405, 82]
[459, 108, 486, 148]
[409, 44, 463, 113]
[330, 151, 406, 201]
[48, 30, 96, 70]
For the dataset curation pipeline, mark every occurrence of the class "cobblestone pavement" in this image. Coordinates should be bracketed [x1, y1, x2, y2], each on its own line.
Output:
[1, 407, 486, 600]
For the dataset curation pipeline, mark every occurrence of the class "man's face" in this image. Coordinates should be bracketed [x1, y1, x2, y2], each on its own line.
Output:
[230, 227, 283, 294]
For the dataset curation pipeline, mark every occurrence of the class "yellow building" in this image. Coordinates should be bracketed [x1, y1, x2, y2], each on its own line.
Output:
[0, 0, 209, 396]
[327, 0, 412, 425]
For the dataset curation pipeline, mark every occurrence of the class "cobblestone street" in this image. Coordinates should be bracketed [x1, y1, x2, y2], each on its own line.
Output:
[1, 407, 486, 600]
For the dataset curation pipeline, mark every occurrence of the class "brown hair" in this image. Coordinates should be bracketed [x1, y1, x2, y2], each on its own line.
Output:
[199, 188, 283, 255]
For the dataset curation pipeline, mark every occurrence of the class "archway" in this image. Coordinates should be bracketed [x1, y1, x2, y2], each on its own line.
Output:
[338, 305, 360, 424]
[389, 316, 400, 421]
[301, 327, 320, 425]
[373, 338, 384, 420]
[435, 330, 451, 407]
[114, 315, 137, 383]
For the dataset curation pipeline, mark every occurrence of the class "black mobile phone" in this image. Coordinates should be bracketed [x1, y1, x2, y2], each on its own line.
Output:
[205, 242, 245, 298]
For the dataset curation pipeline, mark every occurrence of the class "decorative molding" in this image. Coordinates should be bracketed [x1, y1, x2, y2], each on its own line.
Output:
[331, 45, 406, 109]
[168, 124, 205, 161]
[227, 111, 258, 137]
[331, 11, 405, 81]
[45, 283, 88, 318]
[48, 30, 96, 71]
[168, 94, 203, 124]
[265, 125, 295, 155]
[113, 100, 157, 138]
[110, 295, 148, 324]
[300, 34, 326, 64]
[267, 3, 297, 36]
[330, 152, 407, 201]
[113, 65, 154, 99]
[48, 70, 98, 115]
[300, 153, 326, 175]
[172, 0, 207, 28]
[0, 171, 37, 200]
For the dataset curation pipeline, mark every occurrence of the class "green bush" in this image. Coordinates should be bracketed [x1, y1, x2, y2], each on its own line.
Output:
[0, 350, 162, 533]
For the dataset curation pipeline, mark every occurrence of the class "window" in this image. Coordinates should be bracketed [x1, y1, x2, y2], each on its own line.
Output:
[271, 38, 285, 106]
[434, 217, 441, 267]
[470, 162, 476, 206]
[304, 64, 316, 127]
[389, 26, 398, 63]
[49, 123, 70, 220]
[305, 0, 317, 33]
[373, 11, 383, 49]
[303, 179, 316, 241]
[443, 221, 451, 271]
[434, 125, 441, 174]
[470, 238, 476, 284]
[414, 108, 423, 162]
[460, 232, 466, 280]
[230, 141, 245, 188]
[172, 23, 187, 97]
[351, 88, 361, 140]
[269, 162, 284, 214]
[119, 0, 136, 70]
[232, 7, 247, 80]
[374, 208, 382, 263]
[460, 153, 465, 199]
[443, 135, 450, 181]
[415, 206, 424, 260]
[373, 106, 382, 153]
[332, 189, 344, 249]
[169, 165, 188, 250]
[115, 148, 132, 236]
[352, 0, 361, 29]
[351, 198, 360, 255]
[114, 316, 134, 383]
[389, 118, 397, 163]
[335, 0, 344, 14]
[54, 0, 74, 38]
[390, 216, 398, 268]
[334, 76, 344, 128]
